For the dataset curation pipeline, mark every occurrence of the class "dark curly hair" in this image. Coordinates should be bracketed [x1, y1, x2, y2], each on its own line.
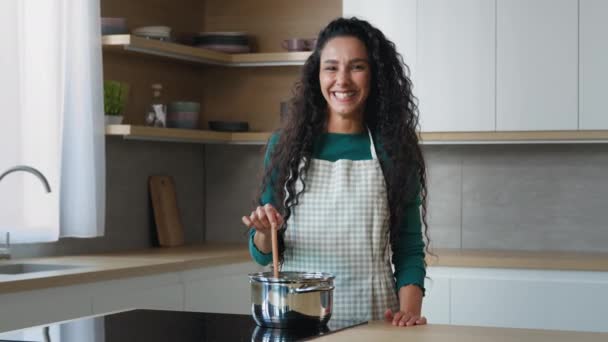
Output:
[257, 17, 430, 266]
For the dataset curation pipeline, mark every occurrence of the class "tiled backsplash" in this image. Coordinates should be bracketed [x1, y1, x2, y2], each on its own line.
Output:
[10, 139, 608, 259]
[9, 137, 205, 258]
[206, 143, 608, 253]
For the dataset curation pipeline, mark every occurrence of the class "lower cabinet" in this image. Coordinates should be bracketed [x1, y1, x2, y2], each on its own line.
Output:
[422, 268, 451, 324]
[182, 261, 264, 315]
[427, 266, 608, 333]
[0, 284, 91, 332]
[91, 272, 184, 314]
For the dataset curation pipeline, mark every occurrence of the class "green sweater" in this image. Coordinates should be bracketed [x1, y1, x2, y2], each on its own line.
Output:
[248, 131, 426, 293]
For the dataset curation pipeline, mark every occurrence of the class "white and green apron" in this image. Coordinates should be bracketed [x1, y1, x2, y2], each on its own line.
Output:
[282, 129, 399, 322]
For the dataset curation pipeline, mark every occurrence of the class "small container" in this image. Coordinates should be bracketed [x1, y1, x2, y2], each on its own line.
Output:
[145, 84, 166, 127]
[167, 102, 200, 129]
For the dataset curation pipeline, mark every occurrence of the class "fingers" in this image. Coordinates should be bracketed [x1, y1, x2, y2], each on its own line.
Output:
[386, 310, 427, 327]
[242, 204, 285, 233]
[384, 309, 393, 322]
[392, 311, 407, 326]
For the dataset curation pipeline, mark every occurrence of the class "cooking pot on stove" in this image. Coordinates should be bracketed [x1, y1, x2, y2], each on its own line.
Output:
[249, 271, 335, 329]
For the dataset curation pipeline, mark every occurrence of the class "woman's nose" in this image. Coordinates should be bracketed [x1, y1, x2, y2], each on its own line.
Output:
[336, 69, 351, 86]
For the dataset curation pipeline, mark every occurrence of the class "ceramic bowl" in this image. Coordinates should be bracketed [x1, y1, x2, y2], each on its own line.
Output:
[167, 112, 199, 129]
[168, 101, 200, 113]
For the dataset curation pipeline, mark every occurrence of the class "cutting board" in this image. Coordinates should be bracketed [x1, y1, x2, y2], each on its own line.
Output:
[149, 175, 185, 247]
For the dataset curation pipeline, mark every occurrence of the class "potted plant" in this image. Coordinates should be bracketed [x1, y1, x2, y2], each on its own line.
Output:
[104, 80, 129, 125]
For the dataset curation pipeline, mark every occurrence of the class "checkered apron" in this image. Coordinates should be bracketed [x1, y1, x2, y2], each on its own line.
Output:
[281, 129, 399, 322]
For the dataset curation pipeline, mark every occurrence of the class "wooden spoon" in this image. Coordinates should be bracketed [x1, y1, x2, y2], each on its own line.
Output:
[271, 221, 279, 279]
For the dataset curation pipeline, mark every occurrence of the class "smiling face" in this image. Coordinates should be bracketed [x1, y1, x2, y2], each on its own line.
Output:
[319, 36, 371, 124]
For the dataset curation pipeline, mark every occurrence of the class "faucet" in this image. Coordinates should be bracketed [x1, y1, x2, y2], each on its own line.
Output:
[0, 165, 52, 260]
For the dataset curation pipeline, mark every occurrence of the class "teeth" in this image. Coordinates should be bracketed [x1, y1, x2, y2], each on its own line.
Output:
[333, 91, 355, 100]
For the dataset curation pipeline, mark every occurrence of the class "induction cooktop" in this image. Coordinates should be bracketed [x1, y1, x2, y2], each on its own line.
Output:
[0, 309, 367, 342]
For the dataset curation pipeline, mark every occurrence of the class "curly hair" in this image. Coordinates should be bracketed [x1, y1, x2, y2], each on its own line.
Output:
[257, 17, 430, 266]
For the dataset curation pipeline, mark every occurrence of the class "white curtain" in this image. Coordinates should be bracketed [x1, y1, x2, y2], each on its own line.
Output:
[0, 0, 105, 243]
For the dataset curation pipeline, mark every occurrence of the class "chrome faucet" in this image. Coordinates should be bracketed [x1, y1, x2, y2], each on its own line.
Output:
[0, 165, 52, 260]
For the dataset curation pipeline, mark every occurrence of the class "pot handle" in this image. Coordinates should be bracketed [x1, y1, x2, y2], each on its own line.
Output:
[292, 284, 335, 294]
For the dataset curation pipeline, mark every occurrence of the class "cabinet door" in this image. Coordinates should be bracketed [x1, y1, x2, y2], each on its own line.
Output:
[580, 0, 608, 130]
[91, 273, 184, 314]
[417, 0, 495, 132]
[183, 262, 264, 315]
[496, 0, 578, 131]
[343, 0, 418, 83]
[422, 267, 451, 324]
[0, 285, 91, 333]
[450, 268, 608, 333]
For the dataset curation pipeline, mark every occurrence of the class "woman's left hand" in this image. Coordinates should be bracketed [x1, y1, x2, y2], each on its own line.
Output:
[384, 309, 427, 327]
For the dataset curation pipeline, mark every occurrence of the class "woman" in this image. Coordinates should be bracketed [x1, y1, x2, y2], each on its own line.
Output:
[242, 17, 430, 327]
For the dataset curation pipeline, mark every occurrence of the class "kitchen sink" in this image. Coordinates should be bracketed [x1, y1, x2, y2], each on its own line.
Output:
[0, 263, 82, 275]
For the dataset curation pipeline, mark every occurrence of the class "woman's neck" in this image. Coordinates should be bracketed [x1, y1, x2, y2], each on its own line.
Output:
[326, 112, 365, 134]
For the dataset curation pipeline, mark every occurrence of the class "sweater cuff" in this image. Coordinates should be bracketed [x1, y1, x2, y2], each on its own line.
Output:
[249, 229, 272, 266]
[396, 267, 426, 296]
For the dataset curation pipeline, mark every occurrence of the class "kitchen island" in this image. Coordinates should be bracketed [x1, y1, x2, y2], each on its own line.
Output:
[1, 308, 606, 342]
[317, 320, 608, 342]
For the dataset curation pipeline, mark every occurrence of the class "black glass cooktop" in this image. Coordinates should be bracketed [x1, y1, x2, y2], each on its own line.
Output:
[0, 309, 367, 342]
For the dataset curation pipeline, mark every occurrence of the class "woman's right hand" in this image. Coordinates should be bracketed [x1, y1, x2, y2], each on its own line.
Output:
[242, 204, 284, 254]
[242, 204, 284, 236]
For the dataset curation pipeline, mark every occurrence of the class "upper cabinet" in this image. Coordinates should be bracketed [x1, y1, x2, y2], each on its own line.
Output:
[496, 0, 578, 131]
[342, 0, 418, 83]
[417, 0, 495, 132]
[580, 0, 608, 130]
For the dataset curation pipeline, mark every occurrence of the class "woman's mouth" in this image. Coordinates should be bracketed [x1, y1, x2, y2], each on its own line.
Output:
[331, 91, 357, 102]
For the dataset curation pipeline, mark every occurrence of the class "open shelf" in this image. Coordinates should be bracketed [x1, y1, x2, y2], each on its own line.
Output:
[106, 125, 608, 145]
[105, 125, 272, 145]
[102, 35, 311, 67]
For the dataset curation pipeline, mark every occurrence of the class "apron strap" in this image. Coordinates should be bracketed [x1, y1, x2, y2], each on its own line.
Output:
[367, 128, 379, 160]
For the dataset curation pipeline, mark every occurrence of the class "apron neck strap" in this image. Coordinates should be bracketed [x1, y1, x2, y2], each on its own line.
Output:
[367, 128, 379, 160]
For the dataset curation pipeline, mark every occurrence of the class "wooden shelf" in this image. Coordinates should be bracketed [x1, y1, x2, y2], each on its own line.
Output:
[106, 125, 608, 145]
[102, 35, 311, 67]
[105, 125, 271, 145]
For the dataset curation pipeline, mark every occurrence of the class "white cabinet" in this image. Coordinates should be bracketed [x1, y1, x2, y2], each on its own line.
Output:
[417, 0, 495, 132]
[182, 261, 263, 315]
[91, 272, 184, 314]
[496, 0, 578, 131]
[422, 268, 450, 324]
[342, 0, 418, 84]
[0, 284, 91, 333]
[433, 266, 608, 333]
[579, 0, 608, 130]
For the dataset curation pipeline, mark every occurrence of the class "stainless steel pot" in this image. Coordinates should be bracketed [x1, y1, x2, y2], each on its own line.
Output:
[249, 271, 335, 329]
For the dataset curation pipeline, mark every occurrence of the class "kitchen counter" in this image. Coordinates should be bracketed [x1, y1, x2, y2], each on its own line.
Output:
[0, 243, 251, 294]
[317, 321, 608, 341]
[428, 248, 608, 272]
[2, 243, 608, 295]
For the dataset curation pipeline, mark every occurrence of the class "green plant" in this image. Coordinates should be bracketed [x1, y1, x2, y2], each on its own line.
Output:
[103, 80, 129, 116]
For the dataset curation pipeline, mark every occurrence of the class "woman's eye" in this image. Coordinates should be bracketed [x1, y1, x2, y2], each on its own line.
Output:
[324, 66, 337, 71]
[353, 64, 366, 70]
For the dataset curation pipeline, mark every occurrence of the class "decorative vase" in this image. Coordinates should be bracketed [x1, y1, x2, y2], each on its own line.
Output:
[105, 115, 124, 125]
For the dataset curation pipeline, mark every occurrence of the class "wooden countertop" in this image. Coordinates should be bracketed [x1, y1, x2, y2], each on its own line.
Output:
[0, 243, 251, 294]
[429, 248, 608, 272]
[318, 321, 608, 341]
[2, 243, 608, 295]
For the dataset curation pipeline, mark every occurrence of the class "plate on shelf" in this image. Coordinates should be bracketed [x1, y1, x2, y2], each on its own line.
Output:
[208, 121, 249, 132]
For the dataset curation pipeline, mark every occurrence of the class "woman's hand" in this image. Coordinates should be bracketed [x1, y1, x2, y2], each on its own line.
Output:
[242, 204, 284, 254]
[384, 309, 427, 327]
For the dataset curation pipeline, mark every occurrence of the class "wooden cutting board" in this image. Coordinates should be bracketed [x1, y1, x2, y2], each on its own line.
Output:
[149, 175, 185, 247]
